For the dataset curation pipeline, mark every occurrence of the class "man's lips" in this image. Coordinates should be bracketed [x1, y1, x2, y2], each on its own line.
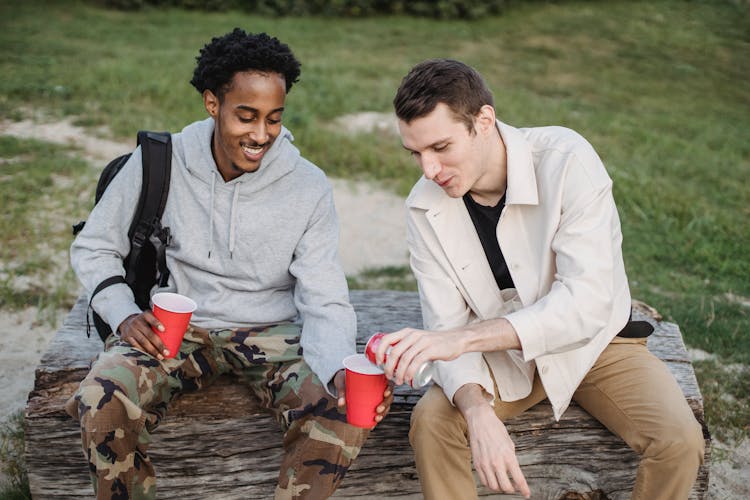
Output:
[436, 176, 452, 187]
[241, 143, 267, 160]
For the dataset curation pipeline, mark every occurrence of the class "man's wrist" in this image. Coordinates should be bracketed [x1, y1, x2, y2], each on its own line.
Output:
[462, 317, 521, 353]
[454, 383, 492, 416]
[117, 313, 136, 335]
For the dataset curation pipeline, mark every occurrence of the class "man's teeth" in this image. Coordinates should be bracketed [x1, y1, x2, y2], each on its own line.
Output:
[243, 145, 263, 155]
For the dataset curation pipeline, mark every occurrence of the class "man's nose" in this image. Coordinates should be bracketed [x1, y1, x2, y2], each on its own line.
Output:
[421, 157, 441, 180]
[250, 121, 269, 144]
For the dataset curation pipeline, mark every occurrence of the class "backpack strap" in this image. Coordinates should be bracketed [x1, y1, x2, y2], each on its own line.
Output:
[85, 276, 126, 337]
[155, 223, 172, 287]
[124, 131, 172, 288]
[87, 131, 172, 338]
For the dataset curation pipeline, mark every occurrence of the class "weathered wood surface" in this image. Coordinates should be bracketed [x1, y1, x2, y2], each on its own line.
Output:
[25, 290, 710, 499]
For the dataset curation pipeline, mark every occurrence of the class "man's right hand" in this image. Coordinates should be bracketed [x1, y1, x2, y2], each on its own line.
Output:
[118, 312, 170, 360]
[455, 384, 531, 498]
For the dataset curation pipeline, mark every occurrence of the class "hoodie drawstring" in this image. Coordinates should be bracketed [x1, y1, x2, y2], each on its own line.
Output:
[207, 173, 242, 259]
[228, 183, 240, 259]
[208, 173, 216, 258]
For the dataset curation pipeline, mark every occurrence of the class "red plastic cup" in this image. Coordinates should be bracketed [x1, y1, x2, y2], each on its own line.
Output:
[150, 292, 197, 358]
[343, 354, 387, 429]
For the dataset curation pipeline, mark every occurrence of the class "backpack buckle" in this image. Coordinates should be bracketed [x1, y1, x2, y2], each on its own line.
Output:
[131, 229, 147, 249]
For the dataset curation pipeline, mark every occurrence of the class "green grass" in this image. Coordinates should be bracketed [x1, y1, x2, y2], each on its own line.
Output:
[0, 137, 87, 252]
[693, 360, 750, 442]
[0, 0, 748, 440]
[348, 265, 418, 291]
[0, 136, 90, 314]
[0, 411, 30, 500]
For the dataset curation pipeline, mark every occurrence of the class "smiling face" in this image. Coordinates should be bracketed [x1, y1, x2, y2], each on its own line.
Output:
[204, 70, 286, 181]
[399, 102, 506, 204]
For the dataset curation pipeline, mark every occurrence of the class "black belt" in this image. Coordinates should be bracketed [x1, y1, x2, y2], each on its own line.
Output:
[616, 313, 654, 338]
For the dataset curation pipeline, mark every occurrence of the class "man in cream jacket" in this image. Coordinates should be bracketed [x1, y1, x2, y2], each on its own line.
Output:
[374, 59, 704, 499]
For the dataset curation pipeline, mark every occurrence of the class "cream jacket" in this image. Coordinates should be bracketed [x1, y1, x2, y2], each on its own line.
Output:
[405, 121, 631, 420]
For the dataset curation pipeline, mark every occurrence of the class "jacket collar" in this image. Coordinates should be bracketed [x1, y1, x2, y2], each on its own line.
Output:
[499, 121, 538, 206]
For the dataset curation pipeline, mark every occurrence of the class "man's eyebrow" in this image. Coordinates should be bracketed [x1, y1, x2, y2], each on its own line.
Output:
[403, 138, 450, 152]
[236, 105, 285, 114]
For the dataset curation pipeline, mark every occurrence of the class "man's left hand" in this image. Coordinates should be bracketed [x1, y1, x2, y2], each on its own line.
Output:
[334, 369, 394, 424]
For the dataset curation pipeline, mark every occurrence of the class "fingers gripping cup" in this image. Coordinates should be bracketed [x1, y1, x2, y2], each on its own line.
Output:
[343, 354, 388, 429]
[150, 292, 197, 359]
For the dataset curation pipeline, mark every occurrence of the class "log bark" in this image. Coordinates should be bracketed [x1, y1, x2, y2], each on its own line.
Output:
[25, 291, 710, 499]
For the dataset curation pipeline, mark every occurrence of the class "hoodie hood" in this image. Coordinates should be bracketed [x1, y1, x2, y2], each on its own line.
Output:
[179, 117, 301, 194]
[173, 118, 302, 257]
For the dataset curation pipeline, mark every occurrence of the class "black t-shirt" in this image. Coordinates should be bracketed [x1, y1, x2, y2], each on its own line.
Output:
[463, 192, 515, 290]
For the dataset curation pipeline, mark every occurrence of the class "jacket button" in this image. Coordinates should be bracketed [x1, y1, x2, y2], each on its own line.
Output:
[540, 364, 549, 375]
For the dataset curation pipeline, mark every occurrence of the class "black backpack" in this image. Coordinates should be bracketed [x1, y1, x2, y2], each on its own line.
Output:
[72, 131, 173, 341]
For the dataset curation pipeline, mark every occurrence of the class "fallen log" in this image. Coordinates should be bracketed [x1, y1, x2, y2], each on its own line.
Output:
[25, 290, 710, 499]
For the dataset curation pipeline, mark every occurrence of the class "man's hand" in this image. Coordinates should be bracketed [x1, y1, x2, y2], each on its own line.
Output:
[118, 312, 170, 360]
[374, 319, 522, 386]
[375, 327, 466, 386]
[456, 384, 530, 498]
[374, 382, 394, 424]
[333, 369, 394, 424]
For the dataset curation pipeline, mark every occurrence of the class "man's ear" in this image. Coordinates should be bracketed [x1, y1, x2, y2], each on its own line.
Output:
[475, 104, 497, 134]
[203, 89, 219, 118]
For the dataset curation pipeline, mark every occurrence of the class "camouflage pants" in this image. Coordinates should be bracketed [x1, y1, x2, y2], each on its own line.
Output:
[65, 323, 370, 500]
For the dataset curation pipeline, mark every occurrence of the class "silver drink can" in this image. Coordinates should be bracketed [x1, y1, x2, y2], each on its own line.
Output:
[365, 332, 434, 388]
[411, 360, 434, 388]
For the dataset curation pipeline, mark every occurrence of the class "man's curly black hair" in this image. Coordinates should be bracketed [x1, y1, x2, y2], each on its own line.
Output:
[190, 28, 301, 100]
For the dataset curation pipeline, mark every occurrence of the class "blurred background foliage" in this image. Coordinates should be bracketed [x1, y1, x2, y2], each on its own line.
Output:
[94, 0, 518, 19]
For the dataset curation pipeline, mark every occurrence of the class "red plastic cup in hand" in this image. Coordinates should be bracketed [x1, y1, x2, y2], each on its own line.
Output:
[151, 292, 197, 359]
[343, 354, 388, 429]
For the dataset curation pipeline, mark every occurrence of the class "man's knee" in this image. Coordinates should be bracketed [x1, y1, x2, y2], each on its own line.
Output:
[675, 418, 705, 462]
[67, 378, 141, 435]
[647, 415, 705, 467]
[66, 352, 154, 432]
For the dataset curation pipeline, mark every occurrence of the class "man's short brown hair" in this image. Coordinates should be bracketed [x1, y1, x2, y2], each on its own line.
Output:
[393, 59, 494, 133]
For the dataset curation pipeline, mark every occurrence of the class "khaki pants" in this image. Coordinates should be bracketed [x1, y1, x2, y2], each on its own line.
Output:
[409, 337, 705, 499]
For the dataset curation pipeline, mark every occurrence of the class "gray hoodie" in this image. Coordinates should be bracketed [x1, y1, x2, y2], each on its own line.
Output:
[71, 117, 356, 388]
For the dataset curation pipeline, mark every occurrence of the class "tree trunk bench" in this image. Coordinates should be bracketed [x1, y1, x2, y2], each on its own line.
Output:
[25, 290, 710, 499]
